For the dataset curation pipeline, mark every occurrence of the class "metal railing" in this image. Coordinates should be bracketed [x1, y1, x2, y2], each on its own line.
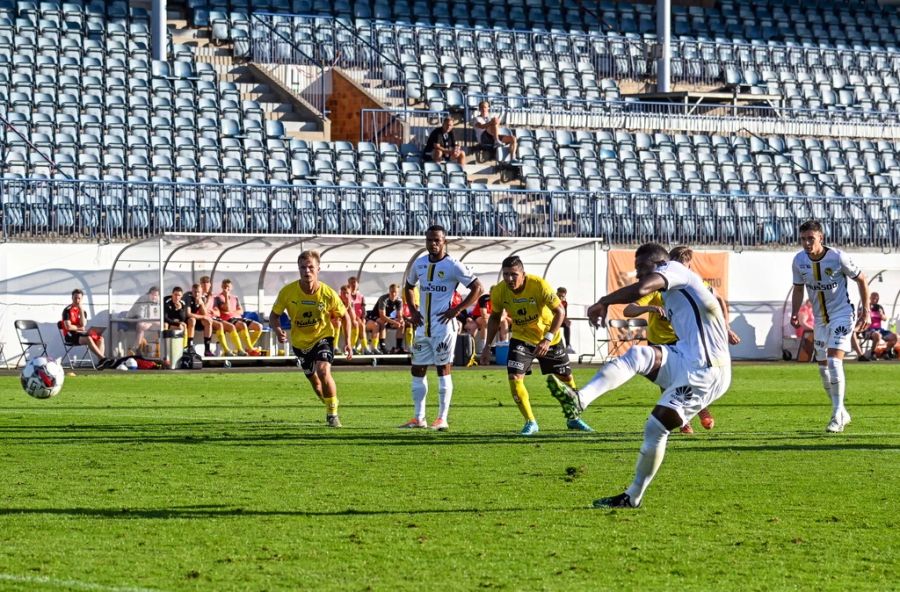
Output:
[250, 13, 406, 108]
[250, 13, 329, 116]
[360, 109, 448, 146]
[2, 176, 898, 251]
[464, 93, 900, 139]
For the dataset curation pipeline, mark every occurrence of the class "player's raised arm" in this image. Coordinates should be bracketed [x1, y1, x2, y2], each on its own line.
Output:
[588, 273, 667, 327]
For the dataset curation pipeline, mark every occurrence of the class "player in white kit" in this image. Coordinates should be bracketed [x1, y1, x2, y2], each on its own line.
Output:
[401, 225, 483, 430]
[790, 220, 869, 433]
[547, 243, 731, 508]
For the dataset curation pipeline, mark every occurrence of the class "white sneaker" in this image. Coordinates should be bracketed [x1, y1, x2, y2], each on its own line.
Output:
[826, 408, 852, 433]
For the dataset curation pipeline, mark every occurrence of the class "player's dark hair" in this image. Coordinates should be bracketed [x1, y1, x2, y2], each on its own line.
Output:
[426, 225, 446, 236]
[799, 220, 824, 234]
[501, 255, 524, 270]
[71, 288, 83, 297]
[172, 286, 183, 294]
[636, 243, 670, 264]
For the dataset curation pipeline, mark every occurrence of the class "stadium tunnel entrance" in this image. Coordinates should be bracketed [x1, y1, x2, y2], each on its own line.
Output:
[106, 233, 605, 360]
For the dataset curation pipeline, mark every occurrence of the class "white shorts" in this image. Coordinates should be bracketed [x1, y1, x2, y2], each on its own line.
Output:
[411, 322, 458, 366]
[813, 316, 854, 360]
[654, 347, 732, 425]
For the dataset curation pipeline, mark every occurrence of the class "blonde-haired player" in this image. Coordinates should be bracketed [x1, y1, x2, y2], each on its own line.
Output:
[479, 255, 593, 435]
[270, 250, 353, 428]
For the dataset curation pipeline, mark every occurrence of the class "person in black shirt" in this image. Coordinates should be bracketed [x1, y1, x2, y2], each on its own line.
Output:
[424, 117, 465, 165]
[164, 286, 189, 331]
[365, 284, 406, 354]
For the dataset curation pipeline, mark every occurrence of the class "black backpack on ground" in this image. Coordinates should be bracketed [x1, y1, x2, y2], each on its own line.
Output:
[179, 351, 203, 370]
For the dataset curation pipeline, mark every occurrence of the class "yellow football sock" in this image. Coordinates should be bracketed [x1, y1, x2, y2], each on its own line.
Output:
[334, 325, 342, 348]
[361, 333, 369, 349]
[372, 336, 380, 349]
[182, 333, 189, 347]
[350, 326, 359, 349]
[216, 328, 233, 353]
[509, 378, 535, 421]
[405, 326, 414, 348]
[248, 328, 261, 347]
[240, 327, 253, 350]
[322, 396, 338, 415]
[562, 375, 577, 389]
[230, 331, 245, 353]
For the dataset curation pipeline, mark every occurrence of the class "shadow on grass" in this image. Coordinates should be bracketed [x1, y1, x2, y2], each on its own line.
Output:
[0, 504, 577, 519]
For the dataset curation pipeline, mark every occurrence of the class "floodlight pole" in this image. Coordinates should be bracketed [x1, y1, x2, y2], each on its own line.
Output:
[656, 0, 672, 92]
[152, 0, 167, 61]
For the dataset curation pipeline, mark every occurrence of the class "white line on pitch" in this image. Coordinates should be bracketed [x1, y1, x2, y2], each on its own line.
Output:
[0, 573, 165, 592]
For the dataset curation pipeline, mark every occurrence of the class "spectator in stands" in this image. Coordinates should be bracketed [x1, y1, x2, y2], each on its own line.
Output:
[61, 288, 111, 368]
[126, 286, 161, 355]
[472, 100, 517, 161]
[424, 117, 465, 165]
[365, 284, 406, 354]
[212, 279, 262, 356]
[557, 287, 575, 353]
[347, 276, 368, 354]
[860, 292, 897, 360]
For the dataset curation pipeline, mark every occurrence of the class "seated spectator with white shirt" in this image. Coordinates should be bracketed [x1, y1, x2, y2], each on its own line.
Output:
[472, 100, 517, 161]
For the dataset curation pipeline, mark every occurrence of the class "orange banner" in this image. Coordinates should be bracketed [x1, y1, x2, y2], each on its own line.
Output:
[604, 249, 729, 349]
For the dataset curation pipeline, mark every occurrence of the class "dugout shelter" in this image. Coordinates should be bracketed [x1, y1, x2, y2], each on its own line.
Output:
[106, 233, 605, 363]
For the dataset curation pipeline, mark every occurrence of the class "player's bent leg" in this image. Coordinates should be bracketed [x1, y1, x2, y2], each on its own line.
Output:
[508, 374, 538, 435]
[550, 345, 662, 416]
[314, 361, 341, 427]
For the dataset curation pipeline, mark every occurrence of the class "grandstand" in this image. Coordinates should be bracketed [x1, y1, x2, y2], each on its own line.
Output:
[1, 0, 900, 250]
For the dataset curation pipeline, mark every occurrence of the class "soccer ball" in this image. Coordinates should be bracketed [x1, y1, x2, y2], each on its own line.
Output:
[20, 357, 65, 399]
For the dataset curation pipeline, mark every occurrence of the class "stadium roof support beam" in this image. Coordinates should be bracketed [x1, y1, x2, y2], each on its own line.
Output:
[152, 0, 166, 61]
[656, 0, 672, 93]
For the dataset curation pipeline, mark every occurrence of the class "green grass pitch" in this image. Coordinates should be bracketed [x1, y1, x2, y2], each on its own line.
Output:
[0, 363, 897, 591]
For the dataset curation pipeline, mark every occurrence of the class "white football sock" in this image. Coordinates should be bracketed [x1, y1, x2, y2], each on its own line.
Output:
[580, 345, 657, 408]
[437, 374, 453, 421]
[624, 415, 670, 506]
[411, 375, 428, 421]
[818, 364, 832, 405]
[827, 357, 845, 414]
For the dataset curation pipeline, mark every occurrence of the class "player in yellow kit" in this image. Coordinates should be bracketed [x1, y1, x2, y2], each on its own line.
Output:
[479, 255, 593, 435]
[270, 250, 353, 428]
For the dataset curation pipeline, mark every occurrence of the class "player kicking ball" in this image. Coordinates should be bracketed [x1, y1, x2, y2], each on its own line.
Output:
[479, 255, 593, 435]
[270, 250, 353, 428]
[547, 243, 731, 508]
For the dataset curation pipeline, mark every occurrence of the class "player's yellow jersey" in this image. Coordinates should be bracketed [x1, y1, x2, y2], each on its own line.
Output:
[634, 291, 677, 345]
[490, 274, 562, 346]
[272, 281, 347, 351]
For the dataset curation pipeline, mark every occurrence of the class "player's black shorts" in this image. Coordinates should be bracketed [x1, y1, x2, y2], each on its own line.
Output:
[506, 338, 571, 377]
[64, 332, 86, 346]
[365, 310, 379, 322]
[293, 337, 335, 376]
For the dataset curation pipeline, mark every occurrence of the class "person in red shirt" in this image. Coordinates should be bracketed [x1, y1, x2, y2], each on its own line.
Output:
[860, 292, 898, 360]
[212, 279, 262, 356]
[61, 289, 111, 368]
